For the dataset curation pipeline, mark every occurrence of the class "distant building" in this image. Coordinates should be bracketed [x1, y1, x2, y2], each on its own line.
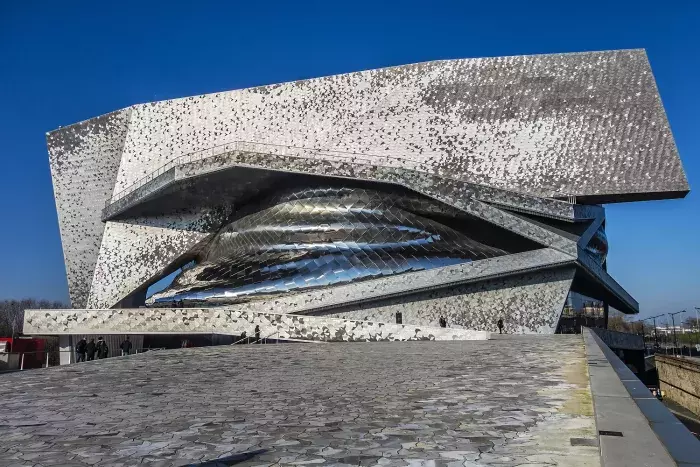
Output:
[657, 326, 693, 335]
[562, 293, 605, 318]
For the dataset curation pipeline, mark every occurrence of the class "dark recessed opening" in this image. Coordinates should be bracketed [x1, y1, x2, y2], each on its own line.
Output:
[599, 430, 624, 437]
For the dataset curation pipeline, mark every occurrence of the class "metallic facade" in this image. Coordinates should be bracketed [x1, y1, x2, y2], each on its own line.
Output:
[149, 187, 508, 304]
[37, 49, 689, 334]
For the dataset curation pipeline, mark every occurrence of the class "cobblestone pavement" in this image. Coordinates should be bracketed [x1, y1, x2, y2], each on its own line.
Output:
[0, 337, 599, 466]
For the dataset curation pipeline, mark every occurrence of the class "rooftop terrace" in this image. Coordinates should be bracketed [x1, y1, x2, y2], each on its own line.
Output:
[0, 333, 697, 466]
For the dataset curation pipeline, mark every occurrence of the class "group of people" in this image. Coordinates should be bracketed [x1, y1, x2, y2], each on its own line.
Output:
[74, 337, 108, 362]
[235, 325, 262, 344]
[74, 336, 134, 362]
[72, 318, 508, 360]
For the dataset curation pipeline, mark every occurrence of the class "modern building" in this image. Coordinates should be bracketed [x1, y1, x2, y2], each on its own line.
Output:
[25, 49, 688, 347]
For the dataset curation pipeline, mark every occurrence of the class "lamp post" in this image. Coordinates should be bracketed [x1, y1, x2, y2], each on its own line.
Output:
[694, 307, 700, 354]
[641, 314, 664, 355]
[668, 310, 686, 357]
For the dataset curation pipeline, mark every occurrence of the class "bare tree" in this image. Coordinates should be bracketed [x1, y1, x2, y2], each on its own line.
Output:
[607, 309, 648, 334]
[684, 315, 700, 332]
[0, 299, 67, 337]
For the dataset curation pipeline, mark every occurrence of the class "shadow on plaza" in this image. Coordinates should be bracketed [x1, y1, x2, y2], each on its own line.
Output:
[189, 449, 267, 466]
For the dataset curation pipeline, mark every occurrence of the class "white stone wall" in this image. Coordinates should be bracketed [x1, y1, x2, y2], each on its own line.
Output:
[24, 309, 489, 342]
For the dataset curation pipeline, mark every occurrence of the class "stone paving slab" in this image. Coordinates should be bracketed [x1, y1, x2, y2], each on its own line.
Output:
[0, 337, 599, 466]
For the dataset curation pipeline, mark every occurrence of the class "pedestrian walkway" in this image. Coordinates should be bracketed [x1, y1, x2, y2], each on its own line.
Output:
[0, 338, 599, 466]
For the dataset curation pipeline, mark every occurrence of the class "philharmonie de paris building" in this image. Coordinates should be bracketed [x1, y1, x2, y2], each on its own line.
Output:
[25, 49, 689, 357]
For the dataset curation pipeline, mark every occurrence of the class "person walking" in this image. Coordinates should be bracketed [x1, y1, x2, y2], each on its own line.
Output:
[120, 336, 133, 356]
[255, 325, 261, 343]
[439, 316, 447, 328]
[96, 337, 109, 359]
[86, 338, 96, 361]
[75, 338, 87, 362]
[497, 318, 504, 334]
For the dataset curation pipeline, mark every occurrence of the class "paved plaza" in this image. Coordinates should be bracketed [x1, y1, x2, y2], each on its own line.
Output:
[0, 337, 599, 466]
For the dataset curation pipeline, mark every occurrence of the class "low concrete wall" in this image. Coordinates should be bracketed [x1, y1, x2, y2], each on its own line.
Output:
[583, 328, 700, 466]
[24, 308, 489, 342]
[590, 327, 644, 350]
[0, 353, 21, 371]
[656, 355, 700, 417]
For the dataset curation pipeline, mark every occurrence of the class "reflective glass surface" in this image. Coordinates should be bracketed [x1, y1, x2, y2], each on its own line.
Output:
[585, 224, 608, 264]
[149, 187, 508, 305]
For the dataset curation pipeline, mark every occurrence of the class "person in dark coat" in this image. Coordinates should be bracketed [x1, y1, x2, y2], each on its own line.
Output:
[120, 336, 133, 356]
[96, 337, 109, 359]
[254, 325, 261, 343]
[75, 338, 87, 362]
[497, 318, 504, 334]
[85, 338, 96, 361]
[439, 316, 447, 328]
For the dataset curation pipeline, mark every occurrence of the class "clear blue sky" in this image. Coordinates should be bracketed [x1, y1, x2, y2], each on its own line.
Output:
[0, 0, 697, 320]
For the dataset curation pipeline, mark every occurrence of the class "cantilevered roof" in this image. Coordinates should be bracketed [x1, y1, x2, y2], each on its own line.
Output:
[50, 49, 689, 205]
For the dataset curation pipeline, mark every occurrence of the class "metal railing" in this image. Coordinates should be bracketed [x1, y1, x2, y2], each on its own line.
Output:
[228, 329, 328, 345]
[0, 348, 164, 371]
[231, 330, 281, 345]
[104, 140, 577, 209]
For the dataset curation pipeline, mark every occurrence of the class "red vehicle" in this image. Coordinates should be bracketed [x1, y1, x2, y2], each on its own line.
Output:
[0, 337, 47, 370]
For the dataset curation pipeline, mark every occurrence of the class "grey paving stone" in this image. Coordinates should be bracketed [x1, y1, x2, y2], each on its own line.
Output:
[0, 339, 598, 466]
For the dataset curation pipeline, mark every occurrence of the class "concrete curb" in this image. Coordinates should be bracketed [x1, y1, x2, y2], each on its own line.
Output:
[583, 328, 700, 466]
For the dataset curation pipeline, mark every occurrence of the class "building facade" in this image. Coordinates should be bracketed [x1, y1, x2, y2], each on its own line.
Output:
[25, 49, 688, 342]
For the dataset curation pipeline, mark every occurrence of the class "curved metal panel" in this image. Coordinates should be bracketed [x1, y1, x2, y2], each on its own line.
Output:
[149, 188, 508, 305]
